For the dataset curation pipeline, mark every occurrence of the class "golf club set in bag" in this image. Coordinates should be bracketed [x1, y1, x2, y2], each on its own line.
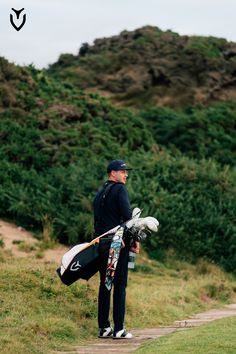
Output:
[56, 208, 159, 288]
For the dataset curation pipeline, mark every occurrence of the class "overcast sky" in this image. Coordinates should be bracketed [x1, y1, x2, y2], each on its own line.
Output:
[0, 0, 235, 69]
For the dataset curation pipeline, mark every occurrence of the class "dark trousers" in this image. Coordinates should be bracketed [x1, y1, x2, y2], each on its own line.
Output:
[98, 245, 129, 333]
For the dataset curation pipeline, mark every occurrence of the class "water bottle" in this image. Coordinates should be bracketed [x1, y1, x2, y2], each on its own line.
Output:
[128, 251, 136, 269]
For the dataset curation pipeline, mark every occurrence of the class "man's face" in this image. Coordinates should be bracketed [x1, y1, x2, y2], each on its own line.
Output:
[112, 170, 128, 184]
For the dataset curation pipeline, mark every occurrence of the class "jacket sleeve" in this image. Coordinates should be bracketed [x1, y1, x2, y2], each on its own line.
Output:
[118, 185, 132, 222]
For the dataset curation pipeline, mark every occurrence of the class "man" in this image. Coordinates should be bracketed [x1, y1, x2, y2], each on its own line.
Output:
[93, 159, 139, 339]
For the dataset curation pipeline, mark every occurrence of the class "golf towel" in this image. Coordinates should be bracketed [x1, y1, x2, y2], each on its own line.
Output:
[105, 227, 124, 290]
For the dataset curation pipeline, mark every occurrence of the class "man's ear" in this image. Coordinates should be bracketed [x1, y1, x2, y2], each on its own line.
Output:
[110, 170, 117, 178]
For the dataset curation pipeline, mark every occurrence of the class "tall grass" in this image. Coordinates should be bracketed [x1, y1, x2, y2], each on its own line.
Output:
[0, 249, 235, 354]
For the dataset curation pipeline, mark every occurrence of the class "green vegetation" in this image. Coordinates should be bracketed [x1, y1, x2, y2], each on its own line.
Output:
[136, 316, 236, 354]
[129, 152, 236, 273]
[141, 103, 236, 166]
[1, 26, 236, 354]
[185, 36, 226, 58]
[0, 238, 5, 248]
[0, 249, 235, 354]
[0, 56, 236, 273]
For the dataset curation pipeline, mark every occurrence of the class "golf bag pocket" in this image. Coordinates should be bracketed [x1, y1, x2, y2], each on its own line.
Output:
[56, 235, 112, 286]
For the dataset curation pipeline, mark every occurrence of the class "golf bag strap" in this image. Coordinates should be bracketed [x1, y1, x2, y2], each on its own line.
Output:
[96, 182, 122, 226]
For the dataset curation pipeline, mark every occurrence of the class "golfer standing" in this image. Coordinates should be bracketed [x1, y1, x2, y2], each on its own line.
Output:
[93, 159, 139, 339]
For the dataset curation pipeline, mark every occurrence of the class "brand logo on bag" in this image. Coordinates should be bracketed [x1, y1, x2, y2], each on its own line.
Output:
[70, 261, 82, 271]
[10, 8, 26, 31]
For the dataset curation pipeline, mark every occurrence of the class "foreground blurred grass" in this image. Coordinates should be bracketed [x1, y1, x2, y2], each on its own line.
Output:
[0, 249, 235, 354]
[136, 316, 236, 354]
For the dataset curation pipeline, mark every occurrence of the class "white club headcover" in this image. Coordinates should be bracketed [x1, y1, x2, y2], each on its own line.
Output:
[132, 207, 142, 219]
[126, 207, 142, 228]
[126, 209, 159, 232]
[132, 217, 159, 232]
[144, 217, 159, 232]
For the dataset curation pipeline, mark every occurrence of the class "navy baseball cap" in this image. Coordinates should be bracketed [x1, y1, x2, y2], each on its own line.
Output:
[107, 160, 133, 173]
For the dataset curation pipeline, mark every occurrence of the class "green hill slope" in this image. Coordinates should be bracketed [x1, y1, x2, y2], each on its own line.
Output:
[48, 26, 236, 109]
[0, 57, 236, 273]
[0, 248, 235, 354]
[141, 103, 236, 166]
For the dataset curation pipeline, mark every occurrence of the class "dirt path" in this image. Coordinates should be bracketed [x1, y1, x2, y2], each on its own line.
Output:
[0, 219, 67, 263]
[57, 304, 236, 354]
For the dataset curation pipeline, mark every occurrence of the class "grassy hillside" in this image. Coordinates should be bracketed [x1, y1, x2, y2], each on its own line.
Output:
[1, 25, 236, 354]
[141, 103, 236, 166]
[48, 26, 236, 109]
[136, 316, 236, 354]
[0, 57, 236, 272]
[0, 248, 236, 354]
